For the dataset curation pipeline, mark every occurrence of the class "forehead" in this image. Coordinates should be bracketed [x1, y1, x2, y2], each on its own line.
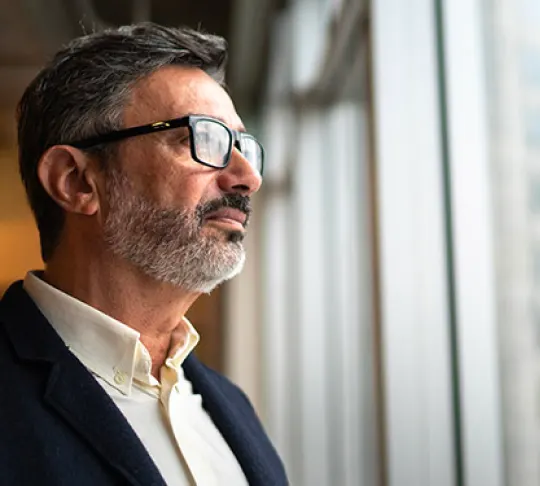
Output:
[124, 65, 243, 130]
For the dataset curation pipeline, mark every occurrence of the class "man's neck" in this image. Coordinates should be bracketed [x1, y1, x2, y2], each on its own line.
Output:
[43, 252, 200, 377]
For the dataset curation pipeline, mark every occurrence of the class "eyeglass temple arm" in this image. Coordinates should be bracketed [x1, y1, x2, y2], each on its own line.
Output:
[70, 119, 189, 149]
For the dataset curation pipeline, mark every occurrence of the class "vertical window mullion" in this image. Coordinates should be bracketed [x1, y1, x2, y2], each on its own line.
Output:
[370, 0, 457, 484]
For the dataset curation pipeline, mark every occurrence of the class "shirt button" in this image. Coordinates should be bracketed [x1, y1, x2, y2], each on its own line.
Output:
[114, 370, 127, 385]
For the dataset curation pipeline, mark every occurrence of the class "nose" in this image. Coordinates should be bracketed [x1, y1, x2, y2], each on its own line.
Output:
[216, 147, 262, 196]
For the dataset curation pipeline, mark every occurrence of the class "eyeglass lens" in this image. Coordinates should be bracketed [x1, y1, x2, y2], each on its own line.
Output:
[238, 137, 263, 172]
[193, 119, 263, 174]
[194, 120, 231, 167]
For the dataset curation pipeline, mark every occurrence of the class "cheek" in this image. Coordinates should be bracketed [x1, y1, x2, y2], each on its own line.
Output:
[121, 140, 221, 208]
[160, 160, 222, 209]
[156, 170, 221, 212]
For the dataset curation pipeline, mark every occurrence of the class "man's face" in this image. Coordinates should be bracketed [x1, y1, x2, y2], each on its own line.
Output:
[100, 66, 262, 292]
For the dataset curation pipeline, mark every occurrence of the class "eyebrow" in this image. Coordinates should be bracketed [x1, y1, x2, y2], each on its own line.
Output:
[186, 112, 247, 133]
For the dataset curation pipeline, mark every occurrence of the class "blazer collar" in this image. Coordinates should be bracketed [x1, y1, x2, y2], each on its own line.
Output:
[0, 281, 166, 486]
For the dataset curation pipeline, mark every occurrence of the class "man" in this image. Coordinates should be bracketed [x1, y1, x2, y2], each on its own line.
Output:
[0, 23, 287, 486]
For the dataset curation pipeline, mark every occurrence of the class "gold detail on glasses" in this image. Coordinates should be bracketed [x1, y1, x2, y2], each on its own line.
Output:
[151, 122, 171, 129]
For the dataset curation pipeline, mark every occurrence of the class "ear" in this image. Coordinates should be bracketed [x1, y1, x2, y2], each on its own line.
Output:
[37, 145, 101, 216]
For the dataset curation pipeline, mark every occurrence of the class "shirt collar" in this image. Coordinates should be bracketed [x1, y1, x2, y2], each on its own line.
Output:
[23, 271, 199, 396]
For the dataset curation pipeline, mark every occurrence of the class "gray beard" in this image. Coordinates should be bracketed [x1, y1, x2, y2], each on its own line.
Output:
[102, 167, 246, 293]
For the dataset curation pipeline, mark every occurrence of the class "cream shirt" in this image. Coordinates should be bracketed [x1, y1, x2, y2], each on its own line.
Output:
[23, 272, 248, 486]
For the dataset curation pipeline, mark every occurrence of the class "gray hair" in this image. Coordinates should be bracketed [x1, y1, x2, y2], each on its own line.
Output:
[16, 22, 228, 262]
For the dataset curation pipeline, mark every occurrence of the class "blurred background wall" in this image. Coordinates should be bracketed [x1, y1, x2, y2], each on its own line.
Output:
[2, 0, 540, 485]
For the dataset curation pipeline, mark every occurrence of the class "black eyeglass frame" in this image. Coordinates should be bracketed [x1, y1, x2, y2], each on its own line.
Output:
[69, 115, 265, 175]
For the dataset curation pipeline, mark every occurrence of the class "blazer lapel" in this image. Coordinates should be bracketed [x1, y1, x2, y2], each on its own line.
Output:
[0, 282, 166, 486]
[44, 361, 166, 486]
[183, 355, 286, 486]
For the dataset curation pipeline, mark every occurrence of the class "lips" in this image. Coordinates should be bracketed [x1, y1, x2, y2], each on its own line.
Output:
[204, 207, 248, 227]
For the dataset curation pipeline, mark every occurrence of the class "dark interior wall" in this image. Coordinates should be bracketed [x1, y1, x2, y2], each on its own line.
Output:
[92, 0, 232, 37]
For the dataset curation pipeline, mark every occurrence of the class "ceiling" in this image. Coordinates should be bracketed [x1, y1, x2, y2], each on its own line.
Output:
[0, 0, 278, 146]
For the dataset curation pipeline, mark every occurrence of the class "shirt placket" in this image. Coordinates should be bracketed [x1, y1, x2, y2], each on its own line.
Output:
[160, 364, 214, 486]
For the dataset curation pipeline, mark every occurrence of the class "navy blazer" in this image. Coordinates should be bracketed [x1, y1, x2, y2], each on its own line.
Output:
[0, 281, 288, 486]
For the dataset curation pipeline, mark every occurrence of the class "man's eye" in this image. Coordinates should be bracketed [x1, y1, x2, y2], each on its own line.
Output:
[176, 135, 190, 146]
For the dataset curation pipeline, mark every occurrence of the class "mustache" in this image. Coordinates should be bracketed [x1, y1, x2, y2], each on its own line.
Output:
[197, 194, 252, 225]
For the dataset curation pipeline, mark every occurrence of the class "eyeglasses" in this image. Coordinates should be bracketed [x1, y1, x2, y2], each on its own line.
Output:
[69, 115, 265, 176]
